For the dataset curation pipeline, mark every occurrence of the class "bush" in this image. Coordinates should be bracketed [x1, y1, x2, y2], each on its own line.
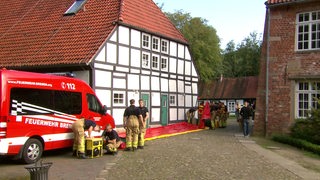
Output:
[291, 119, 320, 145]
[272, 135, 320, 156]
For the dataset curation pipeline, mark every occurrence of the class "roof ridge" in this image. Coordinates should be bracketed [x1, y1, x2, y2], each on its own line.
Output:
[118, 0, 124, 22]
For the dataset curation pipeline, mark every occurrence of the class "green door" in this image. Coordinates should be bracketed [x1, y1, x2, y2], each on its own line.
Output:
[160, 95, 168, 126]
[141, 93, 150, 128]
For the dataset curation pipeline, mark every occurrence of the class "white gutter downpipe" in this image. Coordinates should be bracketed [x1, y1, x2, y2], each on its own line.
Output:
[265, 4, 270, 137]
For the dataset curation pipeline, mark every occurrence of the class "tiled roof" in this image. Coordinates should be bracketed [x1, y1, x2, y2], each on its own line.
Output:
[198, 76, 258, 100]
[0, 0, 186, 68]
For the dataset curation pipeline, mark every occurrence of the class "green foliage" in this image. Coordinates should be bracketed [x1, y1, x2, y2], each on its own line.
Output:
[222, 32, 262, 77]
[272, 135, 320, 156]
[165, 10, 222, 81]
[162, 9, 262, 81]
[291, 98, 320, 145]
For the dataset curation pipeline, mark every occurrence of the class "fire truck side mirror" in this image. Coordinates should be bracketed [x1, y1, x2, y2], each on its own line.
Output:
[101, 105, 107, 115]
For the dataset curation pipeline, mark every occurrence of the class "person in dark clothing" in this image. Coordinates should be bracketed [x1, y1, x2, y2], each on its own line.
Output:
[240, 101, 252, 137]
[123, 99, 142, 151]
[102, 124, 122, 155]
[138, 99, 149, 149]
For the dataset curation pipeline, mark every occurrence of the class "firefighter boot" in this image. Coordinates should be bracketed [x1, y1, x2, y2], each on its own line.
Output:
[78, 152, 88, 159]
[72, 150, 77, 157]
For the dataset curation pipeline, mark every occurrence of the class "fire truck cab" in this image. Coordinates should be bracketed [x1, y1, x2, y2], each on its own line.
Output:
[0, 69, 115, 163]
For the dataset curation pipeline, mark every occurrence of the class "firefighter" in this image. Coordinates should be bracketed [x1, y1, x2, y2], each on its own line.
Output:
[186, 107, 197, 124]
[102, 124, 122, 155]
[219, 102, 228, 128]
[123, 99, 142, 151]
[198, 102, 204, 124]
[210, 102, 219, 130]
[138, 99, 149, 149]
[72, 118, 100, 159]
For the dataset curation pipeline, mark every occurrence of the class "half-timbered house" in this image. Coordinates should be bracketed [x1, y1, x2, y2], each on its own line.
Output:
[0, 0, 199, 126]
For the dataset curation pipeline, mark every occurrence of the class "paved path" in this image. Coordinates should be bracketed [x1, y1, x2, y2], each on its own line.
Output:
[1, 119, 319, 180]
[94, 120, 320, 180]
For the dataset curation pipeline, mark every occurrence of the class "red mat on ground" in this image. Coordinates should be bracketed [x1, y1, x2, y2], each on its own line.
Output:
[118, 122, 199, 139]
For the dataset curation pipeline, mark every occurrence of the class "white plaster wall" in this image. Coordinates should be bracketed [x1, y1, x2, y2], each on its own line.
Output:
[185, 85, 191, 94]
[113, 108, 125, 125]
[191, 96, 197, 107]
[95, 89, 111, 107]
[131, 29, 141, 48]
[185, 94, 192, 107]
[109, 30, 117, 42]
[131, 49, 141, 68]
[141, 76, 150, 90]
[192, 82, 198, 94]
[170, 108, 177, 120]
[185, 48, 191, 60]
[169, 79, 176, 92]
[169, 57, 177, 74]
[184, 61, 191, 76]
[107, 43, 117, 64]
[151, 76, 160, 91]
[178, 94, 185, 107]
[119, 26, 129, 45]
[95, 70, 111, 88]
[177, 59, 184, 75]
[151, 92, 161, 106]
[178, 108, 185, 120]
[178, 44, 185, 59]
[160, 78, 168, 92]
[118, 46, 129, 66]
[95, 46, 105, 62]
[151, 108, 160, 122]
[113, 78, 126, 89]
[177, 80, 184, 93]
[170, 41, 177, 57]
[191, 64, 197, 77]
[128, 74, 140, 90]
[127, 92, 140, 105]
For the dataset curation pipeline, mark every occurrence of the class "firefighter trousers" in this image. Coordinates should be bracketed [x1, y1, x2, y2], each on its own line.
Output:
[72, 118, 85, 153]
[126, 115, 139, 148]
[138, 126, 146, 147]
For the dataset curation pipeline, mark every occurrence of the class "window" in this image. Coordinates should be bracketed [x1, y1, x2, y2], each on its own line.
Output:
[227, 101, 235, 113]
[113, 92, 124, 105]
[142, 52, 150, 68]
[142, 33, 150, 49]
[161, 56, 168, 71]
[161, 40, 169, 53]
[297, 11, 320, 50]
[64, 0, 87, 15]
[169, 95, 176, 105]
[296, 81, 320, 118]
[152, 37, 160, 51]
[152, 55, 159, 70]
[86, 93, 103, 113]
[10, 88, 82, 115]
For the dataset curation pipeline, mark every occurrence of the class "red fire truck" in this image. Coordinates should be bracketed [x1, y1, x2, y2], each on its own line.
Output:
[0, 69, 115, 163]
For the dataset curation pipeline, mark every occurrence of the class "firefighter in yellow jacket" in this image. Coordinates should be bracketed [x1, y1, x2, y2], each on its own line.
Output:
[123, 99, 143, 151]
[72, 118, 100, 159]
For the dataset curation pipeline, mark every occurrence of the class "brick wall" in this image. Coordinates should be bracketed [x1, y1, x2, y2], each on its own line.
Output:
[255, 2, 320, 136]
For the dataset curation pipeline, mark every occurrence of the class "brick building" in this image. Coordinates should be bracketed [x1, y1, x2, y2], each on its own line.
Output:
[255, 0, 320, 136]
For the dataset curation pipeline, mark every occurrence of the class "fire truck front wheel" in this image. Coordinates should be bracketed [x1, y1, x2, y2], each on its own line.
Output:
[22, 138, 43, 164]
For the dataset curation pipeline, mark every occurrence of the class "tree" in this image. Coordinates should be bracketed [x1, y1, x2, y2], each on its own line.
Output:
[222, 32, 262, 77]
[165, 10, 222, 81]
